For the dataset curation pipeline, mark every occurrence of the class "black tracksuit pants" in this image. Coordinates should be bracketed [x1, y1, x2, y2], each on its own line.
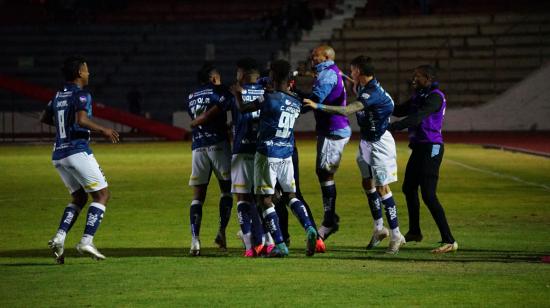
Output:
[402, 143, 455, 244]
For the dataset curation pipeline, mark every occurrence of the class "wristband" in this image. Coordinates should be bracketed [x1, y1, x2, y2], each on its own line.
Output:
[317, 103, 325, 110]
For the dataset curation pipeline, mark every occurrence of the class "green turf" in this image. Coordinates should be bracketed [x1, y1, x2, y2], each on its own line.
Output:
[1, 141, 549, 306]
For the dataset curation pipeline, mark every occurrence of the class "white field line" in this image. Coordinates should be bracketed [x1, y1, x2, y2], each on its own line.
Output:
[446, 159, 550, 191]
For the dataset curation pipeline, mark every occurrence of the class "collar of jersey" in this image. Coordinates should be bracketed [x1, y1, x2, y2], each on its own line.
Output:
[315, 60, 335, 73]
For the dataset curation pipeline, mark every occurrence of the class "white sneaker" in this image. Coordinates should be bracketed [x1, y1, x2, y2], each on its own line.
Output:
[366, 227, 389, 250]
[386, 234, 406, 255]
[48, 236, 65, 264]
[431, 241, 458, 254]
[76, 242, 106, 260]
[190, 238, 201, 256]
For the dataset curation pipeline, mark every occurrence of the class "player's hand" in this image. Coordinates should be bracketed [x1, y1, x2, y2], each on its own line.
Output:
[229, 84, 243, 96]
[102, 128, 120, 143]
[302, 98, 318, 109]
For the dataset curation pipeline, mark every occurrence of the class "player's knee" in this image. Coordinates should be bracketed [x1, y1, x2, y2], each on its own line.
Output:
[402, 181, 415, 195]
[316, 168, 332, 182]
[72, 189, 88, 207]
[91, 188, 110, 205]
[376, 185, 391, 196]
[362, 178, 375, 191]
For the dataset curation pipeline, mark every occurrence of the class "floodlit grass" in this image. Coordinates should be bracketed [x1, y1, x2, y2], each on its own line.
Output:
[1, 141, 549, 306]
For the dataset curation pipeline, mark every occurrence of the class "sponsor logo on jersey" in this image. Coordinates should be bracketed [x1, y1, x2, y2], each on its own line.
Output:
[79, 95, 87, 103]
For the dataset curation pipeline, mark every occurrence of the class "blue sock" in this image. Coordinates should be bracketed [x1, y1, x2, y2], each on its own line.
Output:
[249, 202, 265, 246]
[262, 206, 284, 244]
[381, 193, 399, 230]
[58, 203, 83, 234]
[190, 200, 203, 238]
[289, 198, 313, 230]
[219, 193, 233, 233]
[321, 181, 337, 226]
[366, 189, 383, 220]
[82, 202, 105, 244]
[237, 201, 251, 235]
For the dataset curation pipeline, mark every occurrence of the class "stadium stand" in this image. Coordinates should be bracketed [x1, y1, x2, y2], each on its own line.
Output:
[327, 1, 550, 107]
[0, 0, 336, 127]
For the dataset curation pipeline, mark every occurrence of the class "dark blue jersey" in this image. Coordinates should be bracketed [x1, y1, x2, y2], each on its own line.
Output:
[231, 83, 264, 154]
[187, 84, 232, 150]
[256, 91, 301, 159]
[46, 83, 93, 160]
[355, 79, 394, 142]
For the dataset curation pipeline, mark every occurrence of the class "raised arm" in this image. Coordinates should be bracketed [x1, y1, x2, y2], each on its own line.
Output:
[76, 110, 119, 143]
[303, 98, 364, 116]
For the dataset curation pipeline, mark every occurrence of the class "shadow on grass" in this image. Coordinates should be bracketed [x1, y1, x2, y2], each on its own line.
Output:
[0, 246, 547, 265]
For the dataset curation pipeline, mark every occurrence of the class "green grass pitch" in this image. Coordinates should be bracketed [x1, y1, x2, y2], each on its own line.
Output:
[1, 140, 549, 306]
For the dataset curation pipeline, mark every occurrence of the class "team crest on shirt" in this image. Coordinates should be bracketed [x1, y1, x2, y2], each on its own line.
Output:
[79, 95, 87, 102]
[361, 93, 370, 100]
[242, 89, 247, 95]
[188, 93, 193, 99]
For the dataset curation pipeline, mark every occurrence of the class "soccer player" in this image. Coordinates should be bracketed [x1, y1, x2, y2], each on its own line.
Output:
[231, 57, 273, 257]
[231, 59, 318, 257]
[389, 65, 458, 253]
[309, 45, 351, 240]
[41, 56, 119, 264]
[304, 55, 406, 254]
[187, 63, 233, 256]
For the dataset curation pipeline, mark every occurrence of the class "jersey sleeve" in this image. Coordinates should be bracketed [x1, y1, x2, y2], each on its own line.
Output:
[357, 89, 378, 109]
[75, 91, 92, 112]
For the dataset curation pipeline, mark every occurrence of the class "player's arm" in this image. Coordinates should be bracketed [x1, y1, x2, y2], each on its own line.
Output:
[76, 110, 119, 143]
[40, 101, 54, 126]
[392, 98, 412, 118]
[229, 84, 261, 113]
[303, 98, 364, 116]
[389, 93, 442, 131]
[190, 105, 223, 128]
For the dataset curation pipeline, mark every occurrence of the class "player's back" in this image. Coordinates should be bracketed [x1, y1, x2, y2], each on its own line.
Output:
[231, 83, 264, 154]
[356, 79, 394, 142]
[49, 83, 92, 160]
[256, 91, 301, 159]
[187, 83, 232, 150]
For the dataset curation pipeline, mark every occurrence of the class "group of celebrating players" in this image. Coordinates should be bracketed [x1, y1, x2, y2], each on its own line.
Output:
[43, 44, 458, 264]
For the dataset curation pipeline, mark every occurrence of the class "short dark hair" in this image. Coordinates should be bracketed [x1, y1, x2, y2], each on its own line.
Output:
[416, 64, 437, 81]
[197, 62, 218, 84]
[350, 56, 375, 77]
[270, 59, 291, 83]
[236, 57, 258, 72]
[62, 56, 86, 81]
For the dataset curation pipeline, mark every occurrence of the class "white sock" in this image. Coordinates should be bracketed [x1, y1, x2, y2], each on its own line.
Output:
[264, 232, 274, 246]
[81, 234, 93, 245]
[242, 232, 252, 250]
[391, 227, 401, 240]
[55, 230, 67, 243]
[374, 218, 384, 231]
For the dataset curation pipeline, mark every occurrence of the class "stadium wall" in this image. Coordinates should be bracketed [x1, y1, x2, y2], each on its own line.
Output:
[444, 62, 550, 131]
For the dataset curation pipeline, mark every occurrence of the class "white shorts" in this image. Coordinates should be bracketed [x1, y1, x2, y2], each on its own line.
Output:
[53, 152, 108, 194]
[254, 153, 295, 195]
[189, 141, 231, 186]
[316, 136, 350, 174]
[231, 153, 255, 194]
[356, 131, 398, 186]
